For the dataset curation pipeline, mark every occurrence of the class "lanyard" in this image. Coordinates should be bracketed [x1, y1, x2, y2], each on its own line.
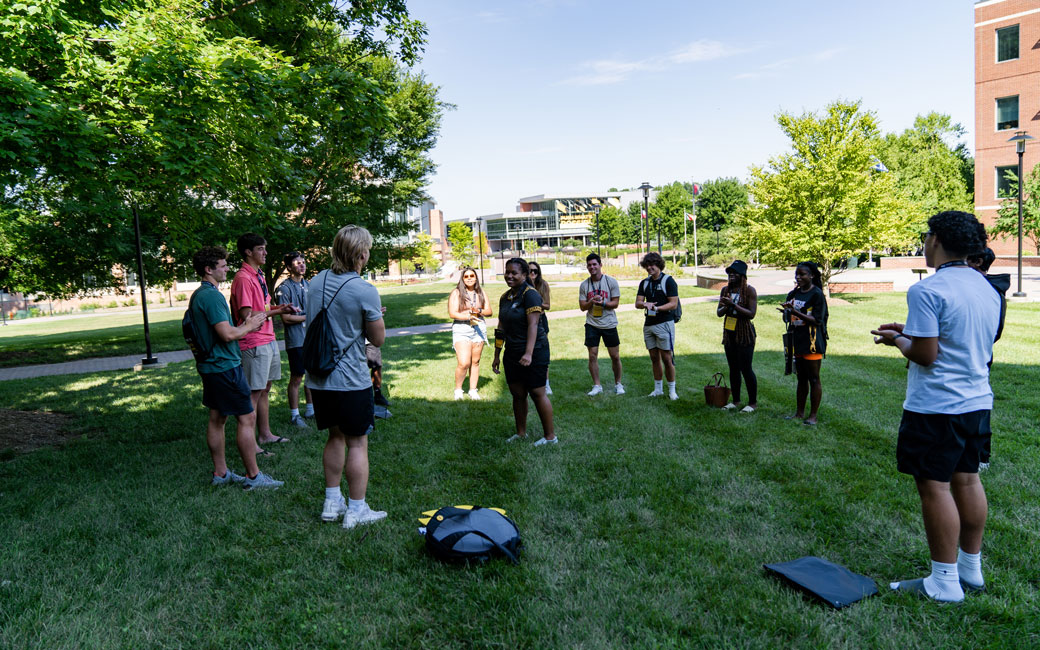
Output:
[936, 260, 968, 271]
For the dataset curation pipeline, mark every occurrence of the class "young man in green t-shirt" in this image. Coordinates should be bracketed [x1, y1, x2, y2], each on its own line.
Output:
[190, 246, 283, 490]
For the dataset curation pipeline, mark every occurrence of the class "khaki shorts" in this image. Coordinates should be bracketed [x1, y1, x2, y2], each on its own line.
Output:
[643, 321, 675, 351]
[241, 340, 281, 390]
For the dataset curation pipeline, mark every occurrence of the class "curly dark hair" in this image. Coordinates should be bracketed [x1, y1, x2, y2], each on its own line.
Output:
[928, 211, 987, 258]
[640, 252, 666, 270]
[236, 232, 266, 258]
[192, 246, 227, 277]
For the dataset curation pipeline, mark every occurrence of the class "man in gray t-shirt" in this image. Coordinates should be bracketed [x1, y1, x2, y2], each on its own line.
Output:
[275, 252, 312, 427]
[578, 253, 624, 396]
[304, 270, 383, 393]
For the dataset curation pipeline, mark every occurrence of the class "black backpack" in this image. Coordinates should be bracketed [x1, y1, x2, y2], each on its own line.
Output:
[422, 506, 522, 564]
[182, 290, 211, 364]
[642, 273, 682, 323]
[301, 274, 359, 378]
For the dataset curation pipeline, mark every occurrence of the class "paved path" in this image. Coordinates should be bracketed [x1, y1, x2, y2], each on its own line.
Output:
[4, 264, 1037, 382]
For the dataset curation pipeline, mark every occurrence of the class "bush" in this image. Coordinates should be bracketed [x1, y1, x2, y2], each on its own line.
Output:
[80, 302, 102, 311]
[106, 301, 119, 309]
[175, 293, 187, 302]
[123, 298, 137, 307]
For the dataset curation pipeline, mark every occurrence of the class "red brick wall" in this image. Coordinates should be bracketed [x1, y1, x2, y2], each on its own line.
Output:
[829, 282, 894, 294]
[881, 255, 1040, 268]
[975, 1, 1040, 254]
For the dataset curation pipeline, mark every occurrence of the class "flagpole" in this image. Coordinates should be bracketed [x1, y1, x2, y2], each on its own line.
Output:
[692, 180, 699, 273]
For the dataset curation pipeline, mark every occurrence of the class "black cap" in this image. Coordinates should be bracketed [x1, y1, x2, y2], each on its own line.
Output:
[725, 260, 748, 276]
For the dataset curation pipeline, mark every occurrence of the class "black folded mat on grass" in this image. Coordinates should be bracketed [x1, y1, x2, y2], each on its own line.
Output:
[764, 556, 878, 609]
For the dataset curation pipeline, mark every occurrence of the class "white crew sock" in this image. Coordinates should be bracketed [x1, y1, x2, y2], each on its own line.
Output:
[304, 403, 314, 416]
[667, 381, 676, 392]
[957, 549, 984, 588]
[290, 408, 300, 418]
[325, 486, 342, 500]
[348, 497, 366, 511]
[924, 560, 964, 601]
[654, 380, 663, 392]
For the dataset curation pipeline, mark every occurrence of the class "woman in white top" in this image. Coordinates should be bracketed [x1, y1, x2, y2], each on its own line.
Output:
[448, 267, 492, 400]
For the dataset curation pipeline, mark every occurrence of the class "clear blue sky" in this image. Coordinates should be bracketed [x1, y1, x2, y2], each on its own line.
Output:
[406, 0, 974, 219]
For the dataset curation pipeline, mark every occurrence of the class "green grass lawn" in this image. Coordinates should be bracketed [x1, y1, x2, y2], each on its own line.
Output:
[0, 295, 1038, 648]
[0, 282, 713, 368]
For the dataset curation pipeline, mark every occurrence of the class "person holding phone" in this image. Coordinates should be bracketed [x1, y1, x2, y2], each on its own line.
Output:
[448, 267, 492, 400]
[492, 258, 556, 446]
[716, 260, 757, 412]
[780, 261, 827, 425]
[579, 253, 623, 395]
[527, 261, 553, 394]
[635, 252, 679, 400]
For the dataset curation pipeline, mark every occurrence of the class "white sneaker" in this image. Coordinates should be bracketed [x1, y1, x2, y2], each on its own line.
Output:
[468, 389, 481, 400]
[740, 405, 756, 413]
[343, 503, 387, 529]
[722, 402, 737, 410]
[615, 383, 625, 395]
[668, 391, 679, 401]
[647, 389, 664, 397]
[587, 385, 603, 396]
[506, 434, 525, 443]
[321, 496, 347, 522]
[453, 388, 465, 401]
[545, 381, 552, 395]
[533, 436, 558, 446]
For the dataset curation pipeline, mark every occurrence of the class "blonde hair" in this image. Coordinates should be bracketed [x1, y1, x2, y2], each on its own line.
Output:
[330, 225, 373, 273]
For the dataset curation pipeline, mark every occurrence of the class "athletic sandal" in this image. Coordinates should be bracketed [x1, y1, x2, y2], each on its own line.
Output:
[740, 405, 755, 413]
[722, 402, 737, 410]
[803, 420, 817, 426]
[533, 437, 558, 446]
[256, 449, 274, 457]
[506, 434, 526, 443]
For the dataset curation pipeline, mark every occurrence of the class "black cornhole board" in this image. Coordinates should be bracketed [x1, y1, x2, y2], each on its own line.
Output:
[764, 556, 878, 609]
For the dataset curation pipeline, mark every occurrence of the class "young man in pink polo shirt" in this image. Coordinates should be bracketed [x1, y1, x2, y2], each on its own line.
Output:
[230, 233, 293, 455]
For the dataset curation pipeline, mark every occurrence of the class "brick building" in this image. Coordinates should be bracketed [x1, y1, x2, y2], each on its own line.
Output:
[975, 0, 1040, 253]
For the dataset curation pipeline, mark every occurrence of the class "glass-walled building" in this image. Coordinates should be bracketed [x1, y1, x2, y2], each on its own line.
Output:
[481, 190, 655, 252]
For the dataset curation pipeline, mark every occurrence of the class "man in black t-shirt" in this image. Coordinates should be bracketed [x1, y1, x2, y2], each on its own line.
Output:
[635, 253, 679, 399]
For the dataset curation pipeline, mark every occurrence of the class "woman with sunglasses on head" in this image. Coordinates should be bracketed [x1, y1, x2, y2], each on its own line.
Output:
[492, 258, 556, 445]
[526, 261, 552, 394]
[448, 267, 493, 400]
[780, 261, 828, 425]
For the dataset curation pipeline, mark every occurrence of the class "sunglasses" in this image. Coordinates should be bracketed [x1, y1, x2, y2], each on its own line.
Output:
[920, 231, 932, 243]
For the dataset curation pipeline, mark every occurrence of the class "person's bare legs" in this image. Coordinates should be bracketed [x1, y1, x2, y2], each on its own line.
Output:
[234, 411, 259, 476]
[287, 373, 303, 410]
[323, 427, 346, 487]
[468, 341, 484, 391]
[649, 348, 663, 381]
[344, 435, 369, 500]
[588, 346, 601, 385]
[951, 472, 987, 554]
[254, 380, 284, 445]
[455, 343, 472, 390]
[607, 345, 623, 384]
[804, 359, 822, 424]
[207, 410, 230, 477]
[508, 381, 528, 437]
[529, 385, 555, 440]
[915, 478, 960, 564]
[660, 350, 675, 382]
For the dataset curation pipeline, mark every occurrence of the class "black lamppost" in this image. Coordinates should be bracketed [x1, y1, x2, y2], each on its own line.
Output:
[639, 181, 652, 256]
[131, 203, 158, 366]
[713, 223, 722, 254]
[594, 205, 602, 257]
[1008, 131, 1033, 297]
[475, 216, 485, 285]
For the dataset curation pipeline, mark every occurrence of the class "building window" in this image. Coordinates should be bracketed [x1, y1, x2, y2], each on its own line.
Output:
[997, 25, 1019, 62]
[996, 96, 1019, 130]
[996, 165, 1018, 198]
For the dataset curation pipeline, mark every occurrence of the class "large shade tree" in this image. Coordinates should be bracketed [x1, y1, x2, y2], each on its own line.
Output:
[735, 100, 915, 288]
[0, 0, 446, 297]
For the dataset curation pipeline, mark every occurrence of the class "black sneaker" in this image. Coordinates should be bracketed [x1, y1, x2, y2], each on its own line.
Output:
[374, 388, 390, 407]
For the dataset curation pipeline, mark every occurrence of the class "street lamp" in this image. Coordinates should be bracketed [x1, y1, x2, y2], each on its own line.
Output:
[475, 216, 485, 285]
[131, 203, 158, 366]
[1008, 130, 1033, 297]
[638, 181, 653, 256]
[712, 223, 722, 254]
[594, 204, 602, 257]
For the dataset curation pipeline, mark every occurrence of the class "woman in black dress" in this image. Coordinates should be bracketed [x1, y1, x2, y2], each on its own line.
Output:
[491, 258, 557, 445]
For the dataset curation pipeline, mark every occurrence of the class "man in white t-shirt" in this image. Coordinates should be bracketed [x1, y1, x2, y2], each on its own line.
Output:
[872, 210, 1000, 603]
[578, 253, 623, 395]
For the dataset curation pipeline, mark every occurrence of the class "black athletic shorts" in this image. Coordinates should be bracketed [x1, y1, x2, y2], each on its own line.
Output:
[584, 324, 620, 349]
[311, 387, 374, 436]
[200, 365, 254, 417]
[286, 347, 305, 376]
[503, 359, 549, 390]
[897, 409, 991, 482]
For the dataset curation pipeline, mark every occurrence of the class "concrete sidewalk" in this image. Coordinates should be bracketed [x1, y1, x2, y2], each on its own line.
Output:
[0, 295, 724, 381]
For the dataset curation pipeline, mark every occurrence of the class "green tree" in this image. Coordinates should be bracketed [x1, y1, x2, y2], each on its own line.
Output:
[594, 206, 627, 250]
[695, 178, 749, 230]
[0, 0, 445, 297]
[877, 112, 974, 235]
[447, 222, 475, 268]
[410, 233, 441, 273]
[626, 201, 648, 248]
[993, 166, 1040, 254]
[650, 182, 693, 264]
[735, 100, 915, 288]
